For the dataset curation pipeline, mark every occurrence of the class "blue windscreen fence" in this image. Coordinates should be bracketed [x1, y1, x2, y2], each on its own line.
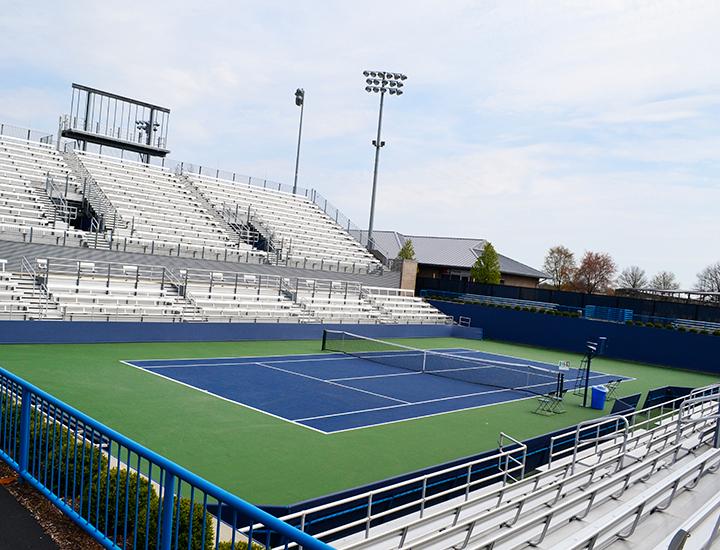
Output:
[0, 366, 330, 550]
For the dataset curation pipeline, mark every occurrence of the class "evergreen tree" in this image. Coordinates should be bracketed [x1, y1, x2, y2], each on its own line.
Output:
[396, 239, 416, 260]
[470, 242, 501, 284]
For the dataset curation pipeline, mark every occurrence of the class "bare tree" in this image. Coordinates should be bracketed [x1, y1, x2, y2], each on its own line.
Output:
[573, 251, 617, 294]
[650, 271, 680, 290]
[616, 266, 648, 289]
[696, 262, 720, 293]
[543, 245, 576, 290]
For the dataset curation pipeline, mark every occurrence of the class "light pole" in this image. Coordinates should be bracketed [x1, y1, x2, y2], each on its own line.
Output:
[363, 70, 406, 250]
[292, 88, 305, 195]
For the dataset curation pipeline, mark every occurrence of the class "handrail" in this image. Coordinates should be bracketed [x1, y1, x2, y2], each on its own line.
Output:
[397, 442, 686, 550]
[20, 256, 51, 320]
[269, 439, 529, 547]
[498, 432, 527, 483]
[0, 366, 331, 549]
[547, 389, 713, 471]
[44, 173, 76, 226]
[676, 392, 720, 446]
[63, 148, 119, 231]
[347, 412, 706, 550]
[570, 416, 629, 475]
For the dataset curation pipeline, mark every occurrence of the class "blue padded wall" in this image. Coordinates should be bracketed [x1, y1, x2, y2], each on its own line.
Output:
[429, 300, 719, 374]
[0, 321, 454, 344]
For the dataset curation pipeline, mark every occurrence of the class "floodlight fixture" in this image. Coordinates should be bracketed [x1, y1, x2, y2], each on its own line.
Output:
[292, 88, 306, 194]
[361, 68, 407, 251]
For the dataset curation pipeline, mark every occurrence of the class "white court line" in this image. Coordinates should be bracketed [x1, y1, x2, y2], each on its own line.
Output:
[133, 348, 464, 369]
[297, 374, 634, 434]
[330, 371, 421, 382]
[118, 360, 330, 435]
[123, 347, 468, 365]
[121, 351, 633, 434]
[253, 362, 410, 405]
[293, 373, 619, 422]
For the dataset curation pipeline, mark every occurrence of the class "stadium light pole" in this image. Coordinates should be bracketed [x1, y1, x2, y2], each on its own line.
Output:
[292, 88, 305, 195]
[363, 70, 406, 250]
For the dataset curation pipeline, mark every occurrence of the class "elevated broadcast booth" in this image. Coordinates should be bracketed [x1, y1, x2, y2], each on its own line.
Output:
[59, 83, 170, 162]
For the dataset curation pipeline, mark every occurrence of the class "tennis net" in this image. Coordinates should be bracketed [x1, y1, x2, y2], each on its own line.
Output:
[322, 330, 561, 396]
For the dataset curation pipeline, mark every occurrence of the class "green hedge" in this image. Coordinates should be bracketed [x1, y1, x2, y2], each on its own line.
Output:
[0, 398, 214, 549]
[425, 295, 718, 335]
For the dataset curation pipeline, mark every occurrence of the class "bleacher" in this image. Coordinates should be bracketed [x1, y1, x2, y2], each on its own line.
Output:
[185, 172, 381, 274]
[293, 278, 384, 324]
[272, 385, 720, 549]
[0, 135, 85, 247]
[74, 151, 266, 263]
[0, 259, 29, 320]
[180, 268, 307, 323]
[38, 257, 200, 322]
[364, 286, 453, 324]
[0, 130, 450, 325]
[1, 256, 449, 324]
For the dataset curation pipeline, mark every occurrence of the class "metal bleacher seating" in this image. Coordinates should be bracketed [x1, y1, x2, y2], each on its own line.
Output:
[179, 268, 307, 323]
[363, 286, 453, 325]
[39, 257, 201, 322]
[292, 278, 384, 324]
[269, 385, 720, 550]
[0, 135, 86, 247]
[4, 256, 449, 324]
[184, 172, 382, 274]
[74, 151, 267, 263]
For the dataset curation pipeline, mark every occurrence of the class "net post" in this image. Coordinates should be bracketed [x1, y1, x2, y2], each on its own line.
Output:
[422, 351, 427, 373]
[321, 329, 328, 351]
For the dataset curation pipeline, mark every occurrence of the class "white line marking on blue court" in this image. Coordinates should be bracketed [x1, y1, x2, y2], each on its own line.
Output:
[253, 362, 410, 404]
[119, 360, 330, 435]
[292, 373, 618, 422]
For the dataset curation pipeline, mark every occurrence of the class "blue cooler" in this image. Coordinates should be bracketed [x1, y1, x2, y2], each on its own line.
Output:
[591, 385, 608, 410]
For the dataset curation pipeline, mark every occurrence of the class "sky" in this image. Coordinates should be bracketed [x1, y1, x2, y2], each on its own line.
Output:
[1, 0, 718, 287]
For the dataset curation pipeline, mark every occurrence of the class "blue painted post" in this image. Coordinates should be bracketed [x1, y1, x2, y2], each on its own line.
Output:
[159, 471, 176, 550]
[18, 387, 31, 479]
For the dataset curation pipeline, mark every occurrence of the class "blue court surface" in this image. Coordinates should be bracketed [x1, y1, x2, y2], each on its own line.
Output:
[124, 349, 629, 434]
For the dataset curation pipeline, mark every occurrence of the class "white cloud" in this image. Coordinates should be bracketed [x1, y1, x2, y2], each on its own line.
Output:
[0, 0, 718, 287]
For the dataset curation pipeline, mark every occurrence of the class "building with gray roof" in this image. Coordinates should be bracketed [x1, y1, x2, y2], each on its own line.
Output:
[372, 231, 547, 288]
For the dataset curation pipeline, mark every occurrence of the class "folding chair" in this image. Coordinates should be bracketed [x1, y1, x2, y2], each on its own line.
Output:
[605, 379, 621, 401]
[534, 390, 567, 415]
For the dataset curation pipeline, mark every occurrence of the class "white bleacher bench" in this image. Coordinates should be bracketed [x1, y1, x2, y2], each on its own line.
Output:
[558, 448, 720, 550]
[662, 489, 720, 550]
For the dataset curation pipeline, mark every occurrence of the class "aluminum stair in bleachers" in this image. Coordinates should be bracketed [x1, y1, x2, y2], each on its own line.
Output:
[272, 387, 720, 550]
[72, 150, 267, 264]
[184, 172, 382, 274]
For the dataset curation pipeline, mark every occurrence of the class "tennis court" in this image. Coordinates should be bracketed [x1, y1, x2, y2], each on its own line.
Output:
[125, 331, 628, 433]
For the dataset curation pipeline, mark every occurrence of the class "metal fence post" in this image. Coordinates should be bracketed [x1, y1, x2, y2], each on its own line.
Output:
[159, 472, 176, 550]
[18, 387, 32, 479]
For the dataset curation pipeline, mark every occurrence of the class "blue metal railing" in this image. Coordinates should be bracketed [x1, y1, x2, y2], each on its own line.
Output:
[0, 366, 331, 550]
